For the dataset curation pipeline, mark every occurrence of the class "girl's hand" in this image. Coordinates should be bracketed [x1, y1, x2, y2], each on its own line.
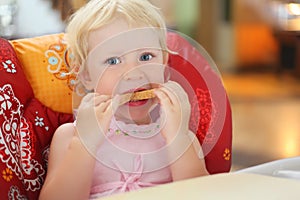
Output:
[154, 81, 191, 143]
[75, 93, 118, 152]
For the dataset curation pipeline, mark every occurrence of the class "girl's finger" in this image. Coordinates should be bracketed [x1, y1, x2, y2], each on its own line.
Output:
[104, 99, 114, 117]
[97, 95, 120, 116]
[154, 89, 172, 107]
[92, 95, 111, 106]
[156, 86, 178, 106]
[95, 99, 112, 113]
[111, 94, 122, 108]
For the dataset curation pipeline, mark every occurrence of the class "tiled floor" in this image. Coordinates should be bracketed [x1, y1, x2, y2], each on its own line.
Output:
[221, 71, 300, 171]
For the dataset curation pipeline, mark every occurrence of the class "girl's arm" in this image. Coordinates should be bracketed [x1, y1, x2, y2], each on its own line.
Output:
[166, 131, 209, 180]
[39, 93, 115, 199]
[39, 123, 97, 200]
[154, 81, 209, 181]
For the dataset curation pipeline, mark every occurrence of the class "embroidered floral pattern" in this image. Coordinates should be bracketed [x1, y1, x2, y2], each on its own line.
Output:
[34, 111, 49, 131]
[1, 59, 16, 74]
[45, 39, 76, 91]
[0, 86, 19, 122]
[8, 186, 27, 200]
[110, 129, 124, 136]
[2, 167, 13, 182]
[0, 41, 20, 74]
[35, 116, 44, 127]
[223, 148, 231, 161]
[0, 84, 45, 191]
[190, 88, 217, 144]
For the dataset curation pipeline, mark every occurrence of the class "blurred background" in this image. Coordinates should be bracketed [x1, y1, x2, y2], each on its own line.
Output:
[1, 0, 299, 171]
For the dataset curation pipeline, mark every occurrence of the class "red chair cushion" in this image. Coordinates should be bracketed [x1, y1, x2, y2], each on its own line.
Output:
[167, 32, 232, 174]
[0, 38, 73, 199]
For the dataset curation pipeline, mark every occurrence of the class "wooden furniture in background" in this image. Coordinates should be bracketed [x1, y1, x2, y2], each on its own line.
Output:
[48, 0, 88, 21]
[274, 30, 300, 77]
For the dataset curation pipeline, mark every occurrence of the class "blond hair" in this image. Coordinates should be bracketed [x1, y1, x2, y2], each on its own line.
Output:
[66, 0, 167, 70]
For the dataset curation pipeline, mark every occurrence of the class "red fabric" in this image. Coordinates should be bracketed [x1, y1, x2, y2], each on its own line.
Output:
[167, 32, 232, 174]
[0, 38, 73, 199]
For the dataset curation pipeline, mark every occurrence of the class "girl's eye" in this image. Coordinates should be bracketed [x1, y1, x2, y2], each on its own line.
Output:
[139, 53, 154, 61]
[106, 57, 121, 65]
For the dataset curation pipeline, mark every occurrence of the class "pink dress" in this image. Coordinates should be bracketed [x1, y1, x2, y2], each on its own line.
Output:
[89, 117, 172, 199]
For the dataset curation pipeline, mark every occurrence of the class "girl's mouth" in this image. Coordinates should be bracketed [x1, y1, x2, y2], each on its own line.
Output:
[127, 98, 149, 106]
[123, 88, 154, 107]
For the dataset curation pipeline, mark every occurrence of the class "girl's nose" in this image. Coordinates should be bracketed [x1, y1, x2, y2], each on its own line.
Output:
[123, 67, 145, 81]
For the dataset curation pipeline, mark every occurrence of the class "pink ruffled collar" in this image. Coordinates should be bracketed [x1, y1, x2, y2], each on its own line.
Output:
[108, 117, 161, 139]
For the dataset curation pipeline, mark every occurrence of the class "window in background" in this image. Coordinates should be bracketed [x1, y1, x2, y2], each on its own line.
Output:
[0, 0, 17, 39]
[14, 0, 65, 38]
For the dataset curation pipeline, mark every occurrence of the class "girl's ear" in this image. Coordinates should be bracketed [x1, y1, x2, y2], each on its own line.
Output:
[78, 69, 94, 91]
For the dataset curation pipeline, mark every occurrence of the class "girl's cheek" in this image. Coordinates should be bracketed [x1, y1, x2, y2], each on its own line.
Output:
[95, 80, 117, 95]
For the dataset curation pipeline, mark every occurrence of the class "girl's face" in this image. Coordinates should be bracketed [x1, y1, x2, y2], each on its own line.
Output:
[82, 17, 167, 124]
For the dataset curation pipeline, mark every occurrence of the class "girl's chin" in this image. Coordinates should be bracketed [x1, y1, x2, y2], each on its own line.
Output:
[115, 112, 151, 125]
[115, 110, 151, 124]
[115, 101, 157, 124]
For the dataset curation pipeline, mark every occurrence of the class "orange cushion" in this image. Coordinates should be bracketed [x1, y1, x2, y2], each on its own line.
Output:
[10, 33, 75, 114]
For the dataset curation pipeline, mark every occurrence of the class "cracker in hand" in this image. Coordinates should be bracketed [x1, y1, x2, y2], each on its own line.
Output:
[120, 89, 155, 105]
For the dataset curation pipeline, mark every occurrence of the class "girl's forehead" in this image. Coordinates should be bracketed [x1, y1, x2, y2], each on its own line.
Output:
[88, 27, 163, 59]
[88, 17, 163, 53]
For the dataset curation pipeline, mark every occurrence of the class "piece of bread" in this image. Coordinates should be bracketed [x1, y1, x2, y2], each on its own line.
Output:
[120, 89, 155, 105]
[130, 89, 155, 101]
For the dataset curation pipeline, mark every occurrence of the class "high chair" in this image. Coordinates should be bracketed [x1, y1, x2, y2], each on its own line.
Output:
[0, 32, 232, 199]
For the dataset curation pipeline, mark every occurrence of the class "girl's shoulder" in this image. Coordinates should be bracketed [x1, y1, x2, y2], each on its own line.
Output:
[52, 122, 76, 143]
[55, 122, 76, 132]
